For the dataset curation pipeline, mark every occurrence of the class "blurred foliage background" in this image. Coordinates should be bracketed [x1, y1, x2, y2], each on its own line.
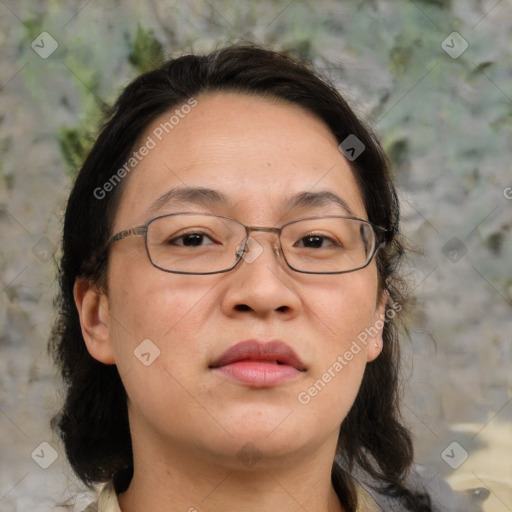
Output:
[0, 0, 511, 510]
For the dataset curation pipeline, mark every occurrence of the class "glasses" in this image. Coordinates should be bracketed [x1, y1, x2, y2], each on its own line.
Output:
[105, 212, 387, 275]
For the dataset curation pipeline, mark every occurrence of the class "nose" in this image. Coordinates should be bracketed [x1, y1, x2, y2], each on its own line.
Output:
[235, 230, 282, 265]
[221, 231, 301, 318]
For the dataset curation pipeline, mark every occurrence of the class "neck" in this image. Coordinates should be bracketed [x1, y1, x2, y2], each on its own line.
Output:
[117, 429, 346, 512]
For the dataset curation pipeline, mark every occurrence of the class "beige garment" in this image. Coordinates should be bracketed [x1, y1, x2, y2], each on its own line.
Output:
[83, 480, 120, 512]
[82, 478, 380, 512]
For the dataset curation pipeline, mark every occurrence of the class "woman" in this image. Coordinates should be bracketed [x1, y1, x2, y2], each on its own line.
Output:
[51, 44, 473, 511]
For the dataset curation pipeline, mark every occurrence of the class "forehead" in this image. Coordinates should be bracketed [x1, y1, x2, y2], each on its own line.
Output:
[113, 92, 366, 228]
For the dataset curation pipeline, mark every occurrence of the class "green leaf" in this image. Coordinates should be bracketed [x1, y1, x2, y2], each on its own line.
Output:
[127, 24, 165, 73]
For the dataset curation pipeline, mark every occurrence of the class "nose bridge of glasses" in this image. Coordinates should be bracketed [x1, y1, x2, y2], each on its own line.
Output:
[241, 225, 282, 259]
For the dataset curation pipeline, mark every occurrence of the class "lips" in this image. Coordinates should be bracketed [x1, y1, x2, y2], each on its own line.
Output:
[210, 339, 306, 370]
[209, 339, 306, 388]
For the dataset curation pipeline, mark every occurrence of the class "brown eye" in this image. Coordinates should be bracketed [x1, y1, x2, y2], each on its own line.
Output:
[296, 234, 338, 248]
[168, 232, 216, 247]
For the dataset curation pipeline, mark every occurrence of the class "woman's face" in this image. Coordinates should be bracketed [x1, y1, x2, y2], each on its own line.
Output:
[84, 92, 384, 469]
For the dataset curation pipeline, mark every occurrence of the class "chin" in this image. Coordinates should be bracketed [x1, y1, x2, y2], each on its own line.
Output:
[217, 411, 312, 456]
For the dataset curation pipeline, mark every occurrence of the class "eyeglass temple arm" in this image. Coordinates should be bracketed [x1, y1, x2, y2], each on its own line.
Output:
[375, 225, 389, 245]
[107, 226, 148, 247]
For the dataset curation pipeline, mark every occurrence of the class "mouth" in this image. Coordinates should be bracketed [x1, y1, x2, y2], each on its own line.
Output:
[209, 339, 306, 388]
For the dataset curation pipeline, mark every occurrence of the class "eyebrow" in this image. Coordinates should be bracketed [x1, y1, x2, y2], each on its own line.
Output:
[146, 186, 354, 217]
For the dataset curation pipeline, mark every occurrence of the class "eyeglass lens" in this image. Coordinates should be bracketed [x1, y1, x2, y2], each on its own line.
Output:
[145, 213, 378, 274]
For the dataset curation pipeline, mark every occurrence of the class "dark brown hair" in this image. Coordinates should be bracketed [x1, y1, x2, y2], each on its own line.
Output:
[50, 43, 430, 511]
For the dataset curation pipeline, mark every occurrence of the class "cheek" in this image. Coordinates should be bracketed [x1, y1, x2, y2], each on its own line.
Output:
[297, 270, 379, 413]
[105, 256, 207, 371]
[306, 268, 379, 347]
[105, 266, 216, 435]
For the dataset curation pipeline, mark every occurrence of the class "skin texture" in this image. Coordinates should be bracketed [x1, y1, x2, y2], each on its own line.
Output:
[74, 92, 385, 512]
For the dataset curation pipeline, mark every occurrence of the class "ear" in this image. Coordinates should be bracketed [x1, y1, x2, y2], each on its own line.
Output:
[73, 277, 116, 364]
[366, 290, 388, 362]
